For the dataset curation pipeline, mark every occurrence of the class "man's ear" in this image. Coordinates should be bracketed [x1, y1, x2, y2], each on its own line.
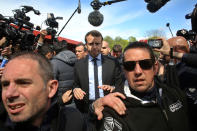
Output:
[47, 80, 58, 98]
[153, 60, 159, 75]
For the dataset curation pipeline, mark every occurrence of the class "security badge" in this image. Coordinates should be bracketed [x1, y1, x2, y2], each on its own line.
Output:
[169, 100, 183, 112]
[104, 117, 122, 131]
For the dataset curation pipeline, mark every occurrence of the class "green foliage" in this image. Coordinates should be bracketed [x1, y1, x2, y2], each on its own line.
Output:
[128, 36, 137, 42]
[103, 35, 137, 50]
[145, 29, 166, 39]
[104, 36, 115, 49]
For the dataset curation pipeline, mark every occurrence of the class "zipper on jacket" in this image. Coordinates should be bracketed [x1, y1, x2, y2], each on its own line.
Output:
[162, 109, 168, 121]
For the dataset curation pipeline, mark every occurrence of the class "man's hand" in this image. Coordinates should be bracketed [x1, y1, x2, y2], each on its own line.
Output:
[0, 37, 6, 46]
[62, 90, 73, 103]
[1, 45, 12, 57]
[98, 85, 115, 92]
[38, 30, 47, 44]
[93, 92, 126, 120]
[73, 88, 86, 100]
[154, 38, 170, 56]
[0, 67, 4, 78]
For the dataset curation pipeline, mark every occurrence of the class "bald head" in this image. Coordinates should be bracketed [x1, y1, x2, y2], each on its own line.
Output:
[101, 41, 111, 55]
[167, 36, 189, 53]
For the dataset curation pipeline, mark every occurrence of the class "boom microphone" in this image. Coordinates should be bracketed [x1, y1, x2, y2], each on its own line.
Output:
[166, 22, 173, 37]
[78, 0, 81, 14]
[146, 0, 170, 13]
[88, 10, 104, 26]
[34, 10, 41, 15]
[88, 0, 126, 26]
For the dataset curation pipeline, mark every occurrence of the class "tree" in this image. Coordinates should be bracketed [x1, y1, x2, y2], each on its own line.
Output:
[128, 36, 137, 42]
[104, 36, 115, 49]
[104, 36, 130, 50]
[114, 36, 129, 49]
[145, 29, 166, 39]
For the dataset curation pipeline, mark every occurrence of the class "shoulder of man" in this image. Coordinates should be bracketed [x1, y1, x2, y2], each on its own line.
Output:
[154, 76, 189, 131]
[75, 55, 89, 65]
[52, 106, 85, 131]
[102, 54, 117, 61]
[96, 98, 132, 131]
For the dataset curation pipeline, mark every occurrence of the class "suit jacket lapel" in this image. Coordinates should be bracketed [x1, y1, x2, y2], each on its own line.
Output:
[101, 55, 106, 83]
[101, 55, 109, 96]
[84, 55, 89, 101]
[84, 55, 89, 91]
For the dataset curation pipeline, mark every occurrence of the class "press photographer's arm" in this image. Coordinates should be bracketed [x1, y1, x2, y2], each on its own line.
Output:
[154, 36, 197, 67]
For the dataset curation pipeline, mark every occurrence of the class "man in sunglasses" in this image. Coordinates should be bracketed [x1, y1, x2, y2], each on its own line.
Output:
[88, 42, 189, 131]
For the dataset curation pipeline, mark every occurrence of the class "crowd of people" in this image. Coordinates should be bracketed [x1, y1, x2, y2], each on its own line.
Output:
[0, 27, 196, 131]
[0, 5, 197, 130]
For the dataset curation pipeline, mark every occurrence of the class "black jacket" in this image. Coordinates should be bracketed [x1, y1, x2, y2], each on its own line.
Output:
[0, 102, 85, 131]
[90, 77, 189, 131]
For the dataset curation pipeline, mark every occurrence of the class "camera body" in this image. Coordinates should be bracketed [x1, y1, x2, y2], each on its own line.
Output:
[176, 29, 196, 41]
[185, 4, 197, 33]
[148, 39, 163, 49]
[46, 13, 59, 29]
[0, 6, 39, 50]
[45, 13, 62, 40]
[46, 27, 57, 36]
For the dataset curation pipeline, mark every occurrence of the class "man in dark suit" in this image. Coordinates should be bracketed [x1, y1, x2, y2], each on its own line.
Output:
[73, 30, 123, 114]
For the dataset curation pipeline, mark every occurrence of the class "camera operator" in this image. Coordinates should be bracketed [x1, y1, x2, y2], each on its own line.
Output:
[154, 36, 197, 67]
[0, 37, 13, 72]
[154, 36, 197, 131]
[35, 29, 48, 49]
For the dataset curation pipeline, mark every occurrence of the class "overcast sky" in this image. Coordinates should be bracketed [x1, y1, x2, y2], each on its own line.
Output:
[0, 0, 196, 42]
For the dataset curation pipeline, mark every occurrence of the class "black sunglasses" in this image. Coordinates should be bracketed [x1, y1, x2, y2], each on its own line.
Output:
[123, 59, 154, 71]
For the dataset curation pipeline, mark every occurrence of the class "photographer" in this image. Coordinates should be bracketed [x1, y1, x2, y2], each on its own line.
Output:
[154, 36, 197, 67]
[36, 29, 48, 49]
[154, 36, 197, 131]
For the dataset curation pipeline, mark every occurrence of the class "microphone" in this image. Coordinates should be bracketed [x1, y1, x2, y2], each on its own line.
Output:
[88, 10, 104, 26]
[146, 0, 170, 13]
[103, 0, 127, 5]
[88, 0, 126, 26]
[78, 0, 81, 14]
[34, 10, 41, 15]
[21, 5, 34, 12]
[166, 22, 173, 37]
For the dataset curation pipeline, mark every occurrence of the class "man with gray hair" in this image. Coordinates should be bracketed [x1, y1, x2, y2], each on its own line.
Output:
[0, 52, 84, 131]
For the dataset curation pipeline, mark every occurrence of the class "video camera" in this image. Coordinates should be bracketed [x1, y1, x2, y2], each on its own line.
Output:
[148, 39, 163, 49]
[45, 13, 63, 39]
[0, 6, 40, 51]
[176, 29, 196, 41]
[185, 4, 197, 36]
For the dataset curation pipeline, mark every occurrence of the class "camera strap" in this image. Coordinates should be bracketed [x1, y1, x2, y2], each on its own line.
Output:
[170, 47, 173, 59]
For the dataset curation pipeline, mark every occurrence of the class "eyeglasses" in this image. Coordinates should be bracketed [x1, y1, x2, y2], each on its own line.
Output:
[123, 59, 154, 71]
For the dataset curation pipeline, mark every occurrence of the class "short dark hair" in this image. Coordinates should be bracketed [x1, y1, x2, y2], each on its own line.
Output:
[85, 30, 103, 43]
[112, 44, 122, 52]
[37, 44, 53, 57]
[123, 42, 155, 63]
[76, 43, 87, 52]
[10, 52, 54, 84]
